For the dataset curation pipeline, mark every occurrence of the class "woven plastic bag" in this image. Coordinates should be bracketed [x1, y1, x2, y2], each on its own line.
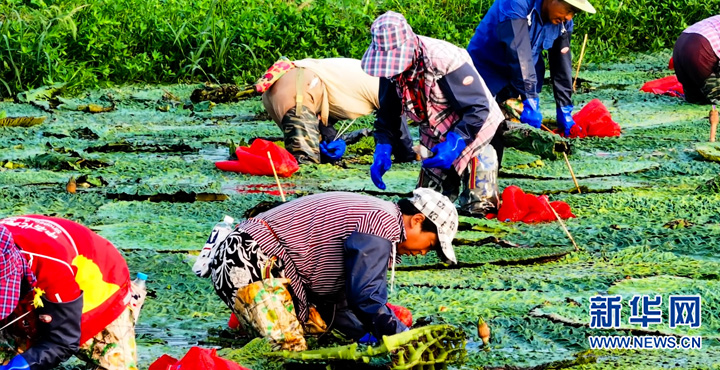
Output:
[459, 145, 500, 216]
[234, 277, 307, 351]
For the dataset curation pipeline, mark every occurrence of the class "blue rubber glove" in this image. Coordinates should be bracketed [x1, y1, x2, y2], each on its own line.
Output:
[520, 98, 543, 129]
[422, 131, 467, 170]
[0, 355, 29, 370]
[556, 105, 576, 137]
[370, 143, 393, 190]
[358, 332, 379, 345]
[320, 139, 346, 161]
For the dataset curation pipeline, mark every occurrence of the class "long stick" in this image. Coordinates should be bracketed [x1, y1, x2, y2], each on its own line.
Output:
[563, 152, 581, 194]
[0, 311, 31, 332]
[267, 151, 286, 202]
[573, 33, 589, 92]
[540, 125, 581, 193]
[544, 197, 580, 251]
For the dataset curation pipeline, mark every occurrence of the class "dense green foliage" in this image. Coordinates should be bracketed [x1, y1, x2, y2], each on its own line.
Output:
[1, 0, 719, 96]
[2, 51, 720, 368]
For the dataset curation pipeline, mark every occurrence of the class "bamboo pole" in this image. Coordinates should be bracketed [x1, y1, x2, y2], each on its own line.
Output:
[573, 33, 589, 92]
[540, 125, 581, 194]
[710, 105, 718, 142]
[544, 197, 580, 251]
[267, 152, 286, 202]
[563, 152, 582, 194]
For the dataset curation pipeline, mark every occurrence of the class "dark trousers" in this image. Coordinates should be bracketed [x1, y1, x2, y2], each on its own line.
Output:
[674, 32, 720, 104]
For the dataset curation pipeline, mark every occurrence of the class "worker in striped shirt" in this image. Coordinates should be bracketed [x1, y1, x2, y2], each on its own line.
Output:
[202, 188, 458, 348]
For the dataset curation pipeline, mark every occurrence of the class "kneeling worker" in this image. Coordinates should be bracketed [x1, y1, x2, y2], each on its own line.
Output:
[674, 15, 720, 105]
[0, 215, 138, 370]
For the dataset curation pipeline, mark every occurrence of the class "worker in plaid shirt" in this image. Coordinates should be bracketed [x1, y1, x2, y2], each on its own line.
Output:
[361, 11, 505, 216]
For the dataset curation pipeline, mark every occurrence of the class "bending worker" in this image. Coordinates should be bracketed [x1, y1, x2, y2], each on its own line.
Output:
[202, 188, 458, 349]
[0, 216, 138, 370]
[361, 11, 505, 216]
[673, 15, 720, 105]
[258, 58, 415, 164]
[467, 0, 596, 136]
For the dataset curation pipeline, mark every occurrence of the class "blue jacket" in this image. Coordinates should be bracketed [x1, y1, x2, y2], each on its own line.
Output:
[467, 0, 574, 107]
[319, 231, 407, 340]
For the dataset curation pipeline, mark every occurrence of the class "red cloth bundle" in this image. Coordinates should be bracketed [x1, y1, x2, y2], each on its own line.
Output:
[494, 186, 575, 223]
[640, 75, 684, 98]
[149, 347, 250, 370]
[387, 302, 413, 327]
[215, 139, 299, 177]
[568, 99, 622, 138]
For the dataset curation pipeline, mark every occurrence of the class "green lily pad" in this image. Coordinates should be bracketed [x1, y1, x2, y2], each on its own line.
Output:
[501, 158, 659, 179]
[696, 142, 720, 162]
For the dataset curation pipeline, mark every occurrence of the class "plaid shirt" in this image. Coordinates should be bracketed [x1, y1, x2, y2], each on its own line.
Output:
[685, 15, 720, 60]
[0, 225, 35, 321]
[400, 36, 504, 176]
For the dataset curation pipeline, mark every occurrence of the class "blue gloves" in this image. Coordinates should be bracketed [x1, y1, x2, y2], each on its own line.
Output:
[520, 98, 543, 129]
[422, 131, 467, 170]
[320, 139, 346, 161]
[370, 143, 393, 190]
[0, 355, 29, 370]
[359, 332, 379, 345]
[556, 105, 576, 137]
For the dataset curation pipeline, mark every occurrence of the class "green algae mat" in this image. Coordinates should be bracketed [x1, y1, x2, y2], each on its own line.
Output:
[2, 52, 720, 370]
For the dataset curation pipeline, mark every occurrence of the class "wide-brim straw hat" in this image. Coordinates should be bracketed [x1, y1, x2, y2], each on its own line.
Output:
[565, 0, 596, 14]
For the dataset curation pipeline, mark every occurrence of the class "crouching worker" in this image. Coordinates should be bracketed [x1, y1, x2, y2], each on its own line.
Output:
[257, 57, 417, 164]
[362, 11, 506, 216]
[0, 215, 137, 370]
[673, 15, 720, 105]
[200, 188, 458, 350]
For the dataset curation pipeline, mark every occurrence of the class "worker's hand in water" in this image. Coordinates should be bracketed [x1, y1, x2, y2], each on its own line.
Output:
[370, 144, 393, 190]
[358, 332, 379, 345]
[0, 355, 29, 370]
[520, 97, 543, 129]
[320, 139, 346, 161]
[422, 131, 467, 170]
[556, 105, 577, 137]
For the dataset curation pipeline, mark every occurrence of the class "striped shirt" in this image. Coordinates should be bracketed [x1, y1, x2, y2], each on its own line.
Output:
[685, 15, 720, 60]
[237, 192, 405, 320]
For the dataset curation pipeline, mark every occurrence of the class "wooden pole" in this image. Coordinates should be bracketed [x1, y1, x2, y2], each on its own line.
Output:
[544, 197, 580, 251]
[563, 152, 582, 194]
[541, 124, 581, 194]
[710, 105, 718, 142]
[573, 33, 589, 92]
[267, 151, 286, 202]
